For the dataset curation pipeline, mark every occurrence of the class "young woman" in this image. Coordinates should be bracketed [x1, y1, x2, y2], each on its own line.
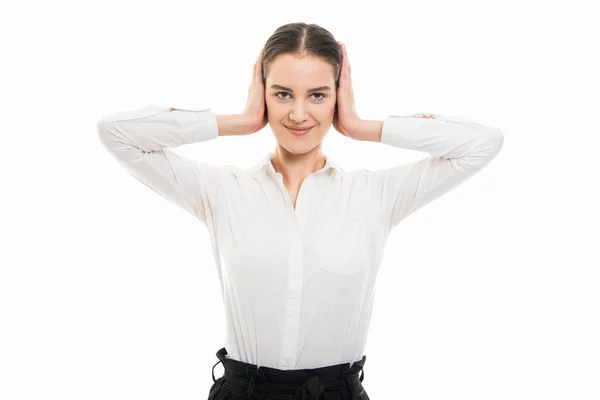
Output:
[97, 22, 503, 400]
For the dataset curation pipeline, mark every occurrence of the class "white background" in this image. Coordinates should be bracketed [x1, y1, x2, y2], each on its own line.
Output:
[1, 0, 599, 399]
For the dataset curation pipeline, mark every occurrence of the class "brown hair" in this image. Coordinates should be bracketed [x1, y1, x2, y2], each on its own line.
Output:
[261, 22, 342, 89]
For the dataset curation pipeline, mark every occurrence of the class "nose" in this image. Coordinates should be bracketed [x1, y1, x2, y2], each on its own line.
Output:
[288, 102, 309, 124]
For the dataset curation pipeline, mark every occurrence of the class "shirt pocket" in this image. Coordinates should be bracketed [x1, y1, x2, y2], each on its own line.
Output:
[317, 214, 370, 276]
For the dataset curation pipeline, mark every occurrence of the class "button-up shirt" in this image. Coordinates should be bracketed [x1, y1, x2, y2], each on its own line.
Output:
[97, 105, 503, 370]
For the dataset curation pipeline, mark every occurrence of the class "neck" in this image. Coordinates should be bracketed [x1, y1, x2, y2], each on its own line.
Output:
[270, 145, 326, 184]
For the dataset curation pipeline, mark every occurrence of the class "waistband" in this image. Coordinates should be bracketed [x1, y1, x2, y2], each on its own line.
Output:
[211, 347, 367, 400]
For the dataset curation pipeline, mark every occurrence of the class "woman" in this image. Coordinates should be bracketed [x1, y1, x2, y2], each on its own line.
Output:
[97, 22, 503, 400]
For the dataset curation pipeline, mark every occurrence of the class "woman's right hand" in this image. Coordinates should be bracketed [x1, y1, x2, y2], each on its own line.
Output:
[242, 47, 268, 134]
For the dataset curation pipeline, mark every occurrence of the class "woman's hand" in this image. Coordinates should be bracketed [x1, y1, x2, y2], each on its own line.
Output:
[242, 47, 268, 134]
[332, 42, 362, 138]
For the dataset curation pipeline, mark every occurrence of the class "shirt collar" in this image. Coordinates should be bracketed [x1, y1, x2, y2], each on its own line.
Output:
[250, 152, 342, 176]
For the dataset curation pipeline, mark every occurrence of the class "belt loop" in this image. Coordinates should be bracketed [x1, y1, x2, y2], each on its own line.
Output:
[212, 347, 228, 383]
[341, 362, 365, 399]
[211, 359, 222, 383]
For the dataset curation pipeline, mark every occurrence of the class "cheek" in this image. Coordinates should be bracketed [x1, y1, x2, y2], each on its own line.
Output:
[317, 107, 335, 121]
[265, 98, 282, 115]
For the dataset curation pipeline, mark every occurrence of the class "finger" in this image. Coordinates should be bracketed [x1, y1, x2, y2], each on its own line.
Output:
[257, 48, 264, 79]
[254, 50, 260, 71]
[343, 44, 351, 75]
[342, 44, 350, 76]
[257, 47, 264, 67]
[340, 44, 347, 83]
[344, 46, 350, 85]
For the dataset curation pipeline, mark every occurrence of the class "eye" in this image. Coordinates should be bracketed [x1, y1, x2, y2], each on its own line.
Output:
[275, 91, 291, 100]
[275, 91, 327, 101]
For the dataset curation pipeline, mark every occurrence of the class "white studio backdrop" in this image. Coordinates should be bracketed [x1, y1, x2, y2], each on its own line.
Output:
[1, 1, 598, 399]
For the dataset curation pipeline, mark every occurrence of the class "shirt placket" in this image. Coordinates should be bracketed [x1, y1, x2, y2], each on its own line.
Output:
[274, 174, 315, 368]
[280, 238, 303, 369]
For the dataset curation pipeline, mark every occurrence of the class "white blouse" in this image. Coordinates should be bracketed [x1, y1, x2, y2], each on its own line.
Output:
[97, 105, 504, 370]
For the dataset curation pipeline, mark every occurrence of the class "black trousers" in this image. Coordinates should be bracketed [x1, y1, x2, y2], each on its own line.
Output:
[208, 347, 370, 400]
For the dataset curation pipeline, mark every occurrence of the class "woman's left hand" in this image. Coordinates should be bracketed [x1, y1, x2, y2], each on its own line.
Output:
[332, 41, 362, 138]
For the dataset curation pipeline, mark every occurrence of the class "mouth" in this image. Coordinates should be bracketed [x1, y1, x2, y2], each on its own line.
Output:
[285, 125, 314, 136]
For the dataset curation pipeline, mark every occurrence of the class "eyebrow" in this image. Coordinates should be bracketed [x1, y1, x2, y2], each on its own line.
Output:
[270, 84, 332, 93]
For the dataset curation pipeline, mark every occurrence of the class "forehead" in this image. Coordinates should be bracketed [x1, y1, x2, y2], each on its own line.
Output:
[267, 53, 334, 86]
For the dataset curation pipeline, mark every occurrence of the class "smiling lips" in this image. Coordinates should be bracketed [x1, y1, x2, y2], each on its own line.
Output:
[288, 125, 312, 130]
[286, 125, 314, 136]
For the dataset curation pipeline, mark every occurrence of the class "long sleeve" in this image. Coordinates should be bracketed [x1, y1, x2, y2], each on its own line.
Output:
[367, 112, 504, 232]
[97, 104, 229, 224]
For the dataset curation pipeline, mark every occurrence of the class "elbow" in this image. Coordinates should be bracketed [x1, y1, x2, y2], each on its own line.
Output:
[97, 121, 126, 155]
[96, 120, 143, 163]
[96, 121, 113, 148]
[488, 127, 504, 156]
[473, 127, 504, 162]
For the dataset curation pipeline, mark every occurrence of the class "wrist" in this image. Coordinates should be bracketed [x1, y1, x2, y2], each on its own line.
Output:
[349, 119, 383, 142]
[216, 114, 253, 136]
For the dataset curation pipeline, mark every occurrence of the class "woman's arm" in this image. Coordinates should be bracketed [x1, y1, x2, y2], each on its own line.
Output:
[97, 105, 250, 223]
[358, 113, 504, 232]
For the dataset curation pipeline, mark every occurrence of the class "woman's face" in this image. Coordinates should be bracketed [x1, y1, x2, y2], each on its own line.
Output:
[264, 53, 337, 154]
